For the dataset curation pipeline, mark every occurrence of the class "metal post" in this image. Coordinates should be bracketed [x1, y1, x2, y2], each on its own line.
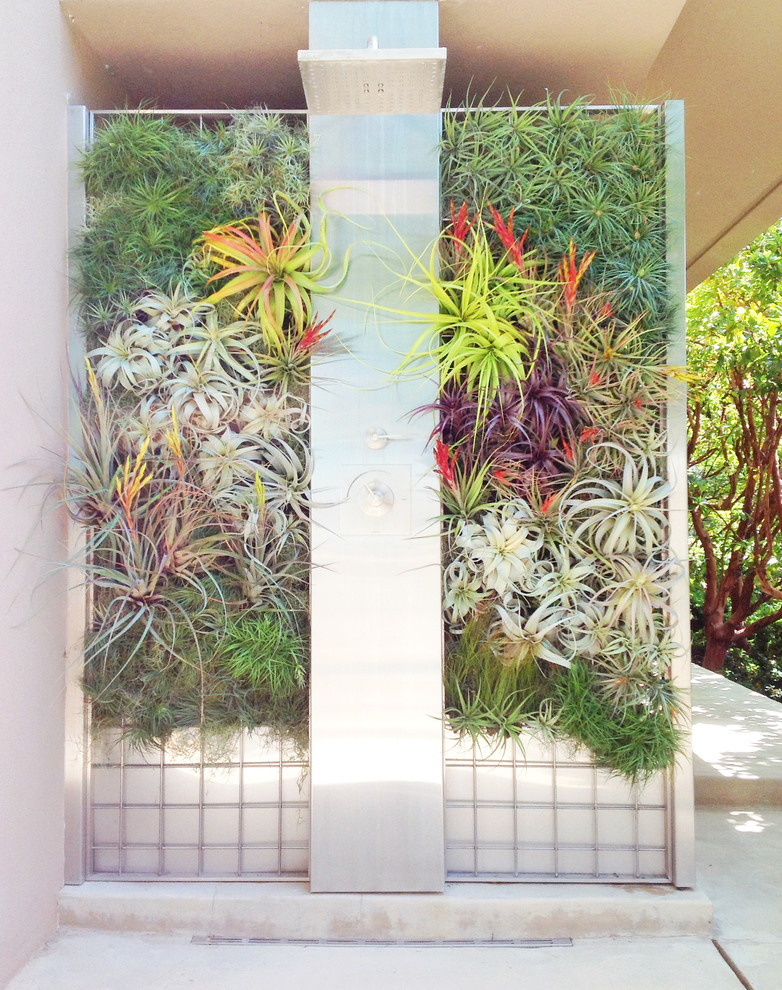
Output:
[664, 99, 696, 888]
[63, 103, 90, 884]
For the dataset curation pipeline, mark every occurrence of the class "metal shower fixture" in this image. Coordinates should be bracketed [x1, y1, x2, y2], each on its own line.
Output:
[298, 37, 446, 115]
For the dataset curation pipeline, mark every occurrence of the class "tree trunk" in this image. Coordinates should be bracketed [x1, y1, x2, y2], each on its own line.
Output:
[701, 626, 734, 672]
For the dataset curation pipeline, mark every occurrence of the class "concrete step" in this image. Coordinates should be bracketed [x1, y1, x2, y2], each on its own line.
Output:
[59, 881, 713, 941]
[691, 667, 782, 806]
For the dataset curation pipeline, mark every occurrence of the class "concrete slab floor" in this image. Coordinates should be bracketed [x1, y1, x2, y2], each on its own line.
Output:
[696, 804, 782, 990]
[5, 932, 746, 990]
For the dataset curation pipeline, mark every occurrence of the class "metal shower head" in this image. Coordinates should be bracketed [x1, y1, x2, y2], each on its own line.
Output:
[298, 41, 446, 115]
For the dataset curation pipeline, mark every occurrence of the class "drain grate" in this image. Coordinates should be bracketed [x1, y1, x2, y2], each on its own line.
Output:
[193, 936, 573, 948]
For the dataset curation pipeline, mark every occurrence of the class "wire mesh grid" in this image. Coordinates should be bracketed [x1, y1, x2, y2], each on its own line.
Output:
[88, 728, 310, 880]
[444, 731, 671, 882]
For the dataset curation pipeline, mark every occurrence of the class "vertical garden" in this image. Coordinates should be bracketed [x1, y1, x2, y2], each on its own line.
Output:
[67, 97, 684, 781]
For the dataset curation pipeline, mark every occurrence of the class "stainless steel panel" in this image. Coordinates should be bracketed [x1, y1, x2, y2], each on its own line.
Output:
[307, 1, 445, 892]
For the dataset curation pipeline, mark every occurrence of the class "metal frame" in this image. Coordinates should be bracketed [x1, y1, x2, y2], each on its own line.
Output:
[664, 99, 696, 888]
[64, 103, 90, 885]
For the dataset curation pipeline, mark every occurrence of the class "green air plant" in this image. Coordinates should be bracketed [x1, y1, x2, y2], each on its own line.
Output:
[395, 212, 556, 419]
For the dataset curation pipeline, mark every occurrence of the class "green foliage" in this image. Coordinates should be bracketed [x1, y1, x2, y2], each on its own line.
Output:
[444, 619, 683, 784]
[441, 94, 670, 333]
[691, 603, 782, 702]
[436, 95, 682, 780]
[215, 109, 309, 220]
[84, 603, 309, 750]
[75, 109, 309, 340]
[76, 113, 224, 334]
[71, 101, 683, 779]
[550, 661, 683, 785]
[69, 110, 313, 746]
[688, 218, 782, 676]
[395, 215, 555, 417]
[444, 614, 544, 748]
[220, 615, 307, 697]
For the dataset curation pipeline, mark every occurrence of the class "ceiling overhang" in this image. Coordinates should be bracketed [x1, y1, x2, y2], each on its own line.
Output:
[61, 0, 782, 288]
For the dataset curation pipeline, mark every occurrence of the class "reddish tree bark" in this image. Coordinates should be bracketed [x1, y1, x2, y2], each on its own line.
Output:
[689, 377, 782, 673]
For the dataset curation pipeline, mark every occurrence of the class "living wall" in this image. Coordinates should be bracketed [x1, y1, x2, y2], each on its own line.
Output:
[67, 98, 684, 781]
[432, 97, 683, 781]
[68, 110, 316, 748]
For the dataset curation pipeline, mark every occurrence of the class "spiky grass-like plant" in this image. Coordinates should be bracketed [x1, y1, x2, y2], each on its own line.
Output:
[220, 615, 307, 697]
[395, 216, 555, 418]
[216, 109, 309, 221]
[444, 614, 543, 750]
[75, 114, 225, 337]
[550, 661, 683, 785]
[440, 95, 669, 332]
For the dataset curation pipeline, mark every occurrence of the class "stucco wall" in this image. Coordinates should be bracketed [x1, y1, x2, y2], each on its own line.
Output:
[0, 6, 122, 985]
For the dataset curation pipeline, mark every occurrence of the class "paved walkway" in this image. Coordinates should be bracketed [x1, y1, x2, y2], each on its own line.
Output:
[6, 668, 781, 990]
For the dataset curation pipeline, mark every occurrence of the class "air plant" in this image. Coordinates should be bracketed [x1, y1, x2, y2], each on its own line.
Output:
[443, 559, 487, 625]
[216, 109, 309, 220]
[256, 310, 335, 391]
[117, 395, 173, 455]
[88, 321, 170, 391]
[444, 612, 543, 750]
[394, 215, 555, 417]
[558, 238, 596, 312]
[135, 284, 211, 334]
[599, 553, 675, 640]
[593, 626, 680, 711]
[495, 598, 571, 668]
[171, 309, 263, 383]
[253, 437, 313, 523]
[564, 448, 671, 556]
[197, 203, 332, 342]
[81, 482, 237, 680]
[196, 429, 266, 491]
[436, 444, 496, 522]
[238, 389, 308, 442]
[65, 362, 125, 526]
[529, 545, 595, 609]
[454, 503, 543, 598]
[550, 660, 683, 784]
[563, 310, 669, 397]
[167, 363, 242, 434]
